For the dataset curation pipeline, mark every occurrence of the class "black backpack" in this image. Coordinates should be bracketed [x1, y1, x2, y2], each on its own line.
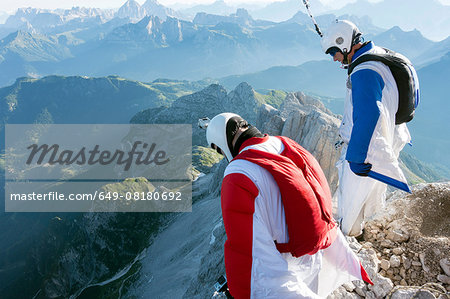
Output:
[348, 47, 420, 125]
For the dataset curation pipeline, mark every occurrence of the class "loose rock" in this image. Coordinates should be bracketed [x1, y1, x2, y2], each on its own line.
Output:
[380, 259, 390, 270]
[439, 258, 450, 276]
[387, 229, 410, 243]
[369, 274, 394, 298]
[353, 280, 367, 297]
[390, 255, 401, 268]
[400, 268, 406, 278]
[380, 239, 395, 248]
[393, 247, 404, 255]
[419, 253, 430, 273]
[403, 257, 412, 270]
[437, 274, 450, 284]
[390, 288, 436, 299]
[358, 248, 379, 278]
[342, 281, 355, 292]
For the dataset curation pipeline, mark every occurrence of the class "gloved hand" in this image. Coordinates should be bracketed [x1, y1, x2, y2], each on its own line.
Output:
[348, 161, 372, 177]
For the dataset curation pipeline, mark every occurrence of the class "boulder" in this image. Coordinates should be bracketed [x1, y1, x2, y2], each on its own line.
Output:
[368, 274, 394, 298]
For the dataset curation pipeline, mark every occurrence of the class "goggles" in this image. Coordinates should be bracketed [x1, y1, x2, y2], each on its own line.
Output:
[326, 47, 341, 58]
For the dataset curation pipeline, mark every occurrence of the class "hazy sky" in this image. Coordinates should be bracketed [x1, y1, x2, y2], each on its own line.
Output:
[0, 0, 448, 13]
[0, 0, 277, 12]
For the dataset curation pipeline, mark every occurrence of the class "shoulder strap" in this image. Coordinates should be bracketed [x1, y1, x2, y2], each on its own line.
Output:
[348, 48, 407, 75]
[347, 47, 417, 124]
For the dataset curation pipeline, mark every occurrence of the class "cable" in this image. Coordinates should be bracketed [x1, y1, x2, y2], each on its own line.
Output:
[302, 0, 323, 37]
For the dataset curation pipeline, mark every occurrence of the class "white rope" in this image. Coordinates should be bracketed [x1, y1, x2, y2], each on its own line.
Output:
[302, 0, 323, 37]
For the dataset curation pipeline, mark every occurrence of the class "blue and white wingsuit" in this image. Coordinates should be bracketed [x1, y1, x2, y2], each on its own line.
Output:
[336, 41, 412, 236]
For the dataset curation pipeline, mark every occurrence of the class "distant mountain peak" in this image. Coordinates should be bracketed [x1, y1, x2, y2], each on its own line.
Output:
[125, 0, 140, 5]
[234, 81, 254, 92]
[285, 10, 310, 24]
[143, 0, 161, 5]
[117, 0, 146, 21]
[234, 8, 250, 18]
[142, 0, 179, 21]
[383, 25, 428, 39]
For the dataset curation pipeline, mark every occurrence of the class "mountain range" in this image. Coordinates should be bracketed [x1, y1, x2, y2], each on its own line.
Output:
[3, 7, 115, 35]
[117, 0, 181, 22]
[178, 0, 237, 19]
[0, 75, 208, 128]
[0, 8, 420, 88]
[0, 1, 448, 171]
[0, 0, 180, 38]
[0, 1, 447, 88]
[169, 0, 450, 41]
[0, 9, 331, 87]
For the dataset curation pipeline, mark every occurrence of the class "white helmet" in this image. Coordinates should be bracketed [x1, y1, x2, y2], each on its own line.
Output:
[206, 112, 241, 162]
[321, 20, 362, 55]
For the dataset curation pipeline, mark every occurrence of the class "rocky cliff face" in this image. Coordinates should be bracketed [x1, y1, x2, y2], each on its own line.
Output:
[257, 91, 342, 191]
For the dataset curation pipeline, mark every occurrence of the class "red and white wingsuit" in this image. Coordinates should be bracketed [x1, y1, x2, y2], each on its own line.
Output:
[221, 135, 372, 298]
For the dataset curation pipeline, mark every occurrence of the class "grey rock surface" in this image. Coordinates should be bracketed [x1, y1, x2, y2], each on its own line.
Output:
[390, 288, 437, 299]
[256, 104, 284, 136]
[132, 82, 263, 146]
[256, 92, 342, 191]
[369, 274, 394, 297]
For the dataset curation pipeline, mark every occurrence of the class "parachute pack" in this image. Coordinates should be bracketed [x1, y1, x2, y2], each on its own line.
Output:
[348, 48, 420, 125]
[234, 136, 337, 258]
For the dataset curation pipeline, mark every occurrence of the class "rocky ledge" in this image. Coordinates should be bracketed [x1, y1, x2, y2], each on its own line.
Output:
[328, 182, 450, 299]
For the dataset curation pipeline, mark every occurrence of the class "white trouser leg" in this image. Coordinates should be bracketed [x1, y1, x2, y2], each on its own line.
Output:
[335, 148, 387, 236]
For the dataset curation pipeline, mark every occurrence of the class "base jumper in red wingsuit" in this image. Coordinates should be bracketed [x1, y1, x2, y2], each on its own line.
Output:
[204, 113, 372, 298]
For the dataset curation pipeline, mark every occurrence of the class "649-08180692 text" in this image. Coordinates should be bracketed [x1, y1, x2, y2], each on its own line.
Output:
[9, 191, 184, 201]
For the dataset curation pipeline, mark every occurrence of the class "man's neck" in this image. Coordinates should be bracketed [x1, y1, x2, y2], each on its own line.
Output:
[351, 41, 373, 62]
[348, 43, 363, 63]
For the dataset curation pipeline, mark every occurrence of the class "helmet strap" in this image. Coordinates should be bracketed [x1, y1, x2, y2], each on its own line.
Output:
[343, 52, 349, 65]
